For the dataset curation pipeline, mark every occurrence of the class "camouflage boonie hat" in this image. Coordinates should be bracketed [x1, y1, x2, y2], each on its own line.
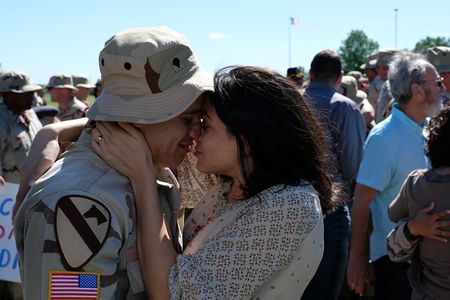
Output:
[47, 74, 77, 90]
[87, 26, 214, 124]
[0, 71, 42, 93]
[376, 49, 397, 66]
[72, 75, 96, 88]
[360, 52, 378, 69]
[426, 46, 450, 73]
[339, 75, 358, 101]
[355, 90, 368, 104]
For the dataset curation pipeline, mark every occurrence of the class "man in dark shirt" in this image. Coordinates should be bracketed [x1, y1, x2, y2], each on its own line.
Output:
[301, 50, 366, 300]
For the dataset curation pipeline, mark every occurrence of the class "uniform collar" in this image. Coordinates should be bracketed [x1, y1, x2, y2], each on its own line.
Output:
[0, 102, 29, 126]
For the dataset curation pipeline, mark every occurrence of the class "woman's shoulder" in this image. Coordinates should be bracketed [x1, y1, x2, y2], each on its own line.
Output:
[255, 183, 321, 210]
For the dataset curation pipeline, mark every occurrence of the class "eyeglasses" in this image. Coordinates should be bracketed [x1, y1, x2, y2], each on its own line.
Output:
[419, 77, 444, 88]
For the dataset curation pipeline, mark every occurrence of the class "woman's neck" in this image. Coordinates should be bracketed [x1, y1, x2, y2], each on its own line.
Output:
[226, 180, 245, 203]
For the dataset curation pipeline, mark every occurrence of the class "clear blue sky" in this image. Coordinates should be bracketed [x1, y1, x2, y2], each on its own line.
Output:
[1, 0, 449, 85]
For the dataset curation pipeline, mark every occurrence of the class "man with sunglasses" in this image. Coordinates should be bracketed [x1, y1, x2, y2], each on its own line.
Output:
[347, 52, 446, 300]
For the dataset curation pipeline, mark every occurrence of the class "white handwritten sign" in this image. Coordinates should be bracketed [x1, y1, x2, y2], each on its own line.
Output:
[0, 183, 21, 283]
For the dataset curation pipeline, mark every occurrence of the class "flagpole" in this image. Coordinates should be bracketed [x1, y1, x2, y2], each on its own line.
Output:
[288, 19, 292, 67]
[394, 8, 398, 49]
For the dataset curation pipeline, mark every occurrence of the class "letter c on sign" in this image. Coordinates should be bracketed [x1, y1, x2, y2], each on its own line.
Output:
[0, 198, 13, 216]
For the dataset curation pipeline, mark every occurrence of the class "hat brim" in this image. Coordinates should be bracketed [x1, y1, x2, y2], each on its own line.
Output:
[7, 84, 42, 93]
[76, 83, 96, 88]
[47, 85, 77, 90]
[87, 67, 213, 124]
[361, 59, 377, 70]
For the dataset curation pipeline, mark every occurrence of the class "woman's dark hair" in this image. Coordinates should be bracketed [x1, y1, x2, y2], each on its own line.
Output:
[425, 106, 450, 168]
[210, 66, 335, 212]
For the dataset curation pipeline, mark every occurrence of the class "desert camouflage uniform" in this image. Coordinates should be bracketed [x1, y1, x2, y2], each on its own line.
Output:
[15, 26, 213, 300]
[14, 129, 183, 299]
[0, 101, 41, 183]
[367, 75, 384, 109]
[57, 97, 87, 121]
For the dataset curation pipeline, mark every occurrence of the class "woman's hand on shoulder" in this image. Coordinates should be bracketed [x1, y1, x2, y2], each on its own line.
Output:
[91, 122, 155, 180]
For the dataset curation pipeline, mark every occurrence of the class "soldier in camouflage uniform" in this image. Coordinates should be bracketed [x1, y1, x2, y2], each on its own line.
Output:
[373, 50, 396, 123]
[47, 74, 87, 121]
[0, 71, 42, 184]
[72, 74, 96, 107]
[0, 71, 42, 299]
[427, 46, 450, 107]
[361, 52, 377, 89]
[366, 50, 393, 112]
[14, 26, 213, 299]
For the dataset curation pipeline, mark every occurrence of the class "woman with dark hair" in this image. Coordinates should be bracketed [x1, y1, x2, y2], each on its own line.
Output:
[91, 66, 335, 299]
[388, 106, 450, 299]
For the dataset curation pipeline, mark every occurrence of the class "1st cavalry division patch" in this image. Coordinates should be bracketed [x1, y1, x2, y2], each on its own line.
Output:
[55, 195, 111, 269]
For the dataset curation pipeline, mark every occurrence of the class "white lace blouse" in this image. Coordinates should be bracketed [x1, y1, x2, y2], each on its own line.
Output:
[168, 182, 324, 299]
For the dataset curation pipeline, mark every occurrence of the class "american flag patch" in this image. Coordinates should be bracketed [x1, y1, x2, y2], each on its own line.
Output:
[49, 271, 99, 299]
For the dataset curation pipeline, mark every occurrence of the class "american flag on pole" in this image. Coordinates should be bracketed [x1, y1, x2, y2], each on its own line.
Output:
[49, 271, 99, 299]
[290, 17, 300, 26]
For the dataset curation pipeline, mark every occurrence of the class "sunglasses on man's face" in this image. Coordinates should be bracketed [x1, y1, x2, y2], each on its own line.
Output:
[435, 77, 444, 87]
[419, 77, 444, 88]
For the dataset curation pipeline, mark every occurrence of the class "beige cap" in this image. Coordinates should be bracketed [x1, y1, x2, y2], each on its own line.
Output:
[72, 75, 96, 88]
[360, 52, 378, 69]
[376, 49, 397, 66]
[426, 46, 450, 73]
[47, 74, 77, 90]
[355, 90, 367, 104]
[0, 71, 42, 93]
[87, 26, 214, 124]
[339, 75, 358, 101]
[347, 70, 363, 81]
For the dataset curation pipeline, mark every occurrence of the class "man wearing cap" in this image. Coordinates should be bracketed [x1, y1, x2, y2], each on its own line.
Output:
[286, 66, 305, 88]
[47, 74, 87, 121]
[14, 26, 213, 300]
[0, 71, 42, 300]
[427, 46, 450, 106]
[0, 71, 42, 185]
[339, 75, 375, 133]
[72, 75, 96, 107]
[361, 52, 378, 90]
[373, 50, 397, 123]
[367, 50, 392, 111]
[347, 70, 367, 90]
[301, 50, 365, 300]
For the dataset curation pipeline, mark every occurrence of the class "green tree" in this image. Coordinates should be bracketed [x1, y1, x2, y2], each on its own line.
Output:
[413, 36, 450, 53]
[338, 30, 379, 73]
